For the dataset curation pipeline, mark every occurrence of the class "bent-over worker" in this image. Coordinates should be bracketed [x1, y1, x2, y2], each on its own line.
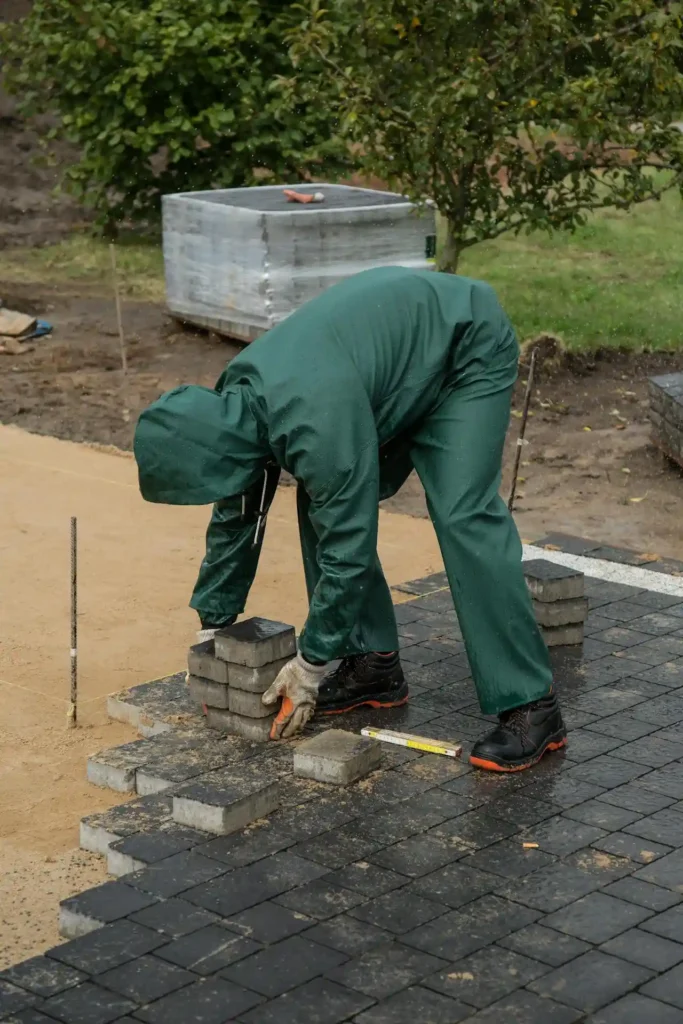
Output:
[134, 267, 566, 772]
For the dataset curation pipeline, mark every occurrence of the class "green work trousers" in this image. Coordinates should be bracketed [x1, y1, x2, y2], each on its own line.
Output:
[297, 379, 553, 717]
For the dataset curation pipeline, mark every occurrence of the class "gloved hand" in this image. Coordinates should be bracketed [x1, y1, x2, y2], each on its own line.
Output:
[262, 653, 328, 740]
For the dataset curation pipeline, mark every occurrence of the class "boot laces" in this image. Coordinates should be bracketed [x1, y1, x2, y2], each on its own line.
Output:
[328, 654, 369, 684]
[500, 705, 531, 745]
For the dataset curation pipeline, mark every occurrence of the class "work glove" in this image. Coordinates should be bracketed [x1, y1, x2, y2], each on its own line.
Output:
[262, 653, 328, 740]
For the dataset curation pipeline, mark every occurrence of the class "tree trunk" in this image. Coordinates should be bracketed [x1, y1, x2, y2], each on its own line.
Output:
[437, 218, 461, 273]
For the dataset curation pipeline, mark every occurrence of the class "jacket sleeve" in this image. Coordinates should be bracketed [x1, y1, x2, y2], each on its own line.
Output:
[189, 492, 261, 624]
[281, 392, 380, 664]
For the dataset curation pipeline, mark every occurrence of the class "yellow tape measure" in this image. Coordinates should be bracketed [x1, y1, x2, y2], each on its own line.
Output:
[361, 727, 462, 759]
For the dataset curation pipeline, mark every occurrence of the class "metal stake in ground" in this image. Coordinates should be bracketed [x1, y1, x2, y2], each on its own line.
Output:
[508, 347, 537, 513]
[109, 243, 130, 424]
[67, 516, 78, 728]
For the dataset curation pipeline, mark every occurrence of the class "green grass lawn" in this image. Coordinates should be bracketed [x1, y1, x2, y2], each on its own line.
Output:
[1, 186, 682, 351]
[459, 188, 683, 351]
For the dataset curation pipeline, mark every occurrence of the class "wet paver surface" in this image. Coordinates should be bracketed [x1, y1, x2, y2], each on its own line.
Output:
[3, 570, 683, 1023]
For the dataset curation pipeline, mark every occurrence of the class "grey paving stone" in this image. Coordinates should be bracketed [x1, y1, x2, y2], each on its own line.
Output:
[563, 847, 633, 884]
[634, 661, 683, 688]
[586, 992, 683, 1023]
[275, 877, 367, 920]
[528, 950, 654, 1012]
[0, 957, 85, 998]
[293, 730, 382, 785]
[227, 657, 292, 694]
[80, 793, 175, 855]
[403, 895, 540, 961]
[637, 762, 683, 799]
[591, 830, 673, 864]
[1, 1012, 59, 1024]
[97, 954, 194, 1003]
[523, 815, 607, 857]
[564, 755, 650, 789]
[591, 627, 653, 648]
[352, 984, 471, 1023]
[494, 861, 605, 913]
[642, 964, 683, 1010]
[371, 834, 467, 878]
[188, 639, 230, 684]
[563, 800, 642, 831]
[631, 695, 683, 727]
[585, 712, 659, 741]
[425, 945, 548, 1008]
[524, 561, 584, 603]
[325, 860, 407, 897]
[292, 823, 386, 868]
[604, 878, 682, 912]
[598, 783, 675, 814]
[134, 976, 263, 1023]
[642, 905, 683, 942]
[107, 829, 206, 877]
[227, 686, 277, 718]
[172, 770, 279, 835]
[214, 617, 295, 668]
[188, 675, 229, 710]
[0, 982, 41, 1018]
[630, 613, 683, 636]
[541, 891, 654, 943]
[128, 898, 221, 939]
[409, 862, 499, 909]
[347, 889, 447, 934]
[534, 597, 588, 628]
[559, 729, 624, 761]
[238, 977, 374, 1024]
[224, 901, 313, 944]
[107, 672, 198, 737]
[635, 848, 683, 892]
[136, 738, 246, 794]
[325, 940, 447, 1000]
[58, 883, 159, 939]
[601, 928, 683, 971]
[86, 737, 151, 793]
[401, 644, 453, 666]
[41, 981, 136, 1024]
[199, 823, 295, 868]
[456, 988, 583, 1023]
[568, 686, 649, 718]
[497, 923, 590, 966]
[306, 914, 392, 956]
[206, 706, 276, 741]
[520, 776, 607, 810]
[45, 921, 166, 975]
[183, 851, 329, 917]
[430, 809, 520, 851]
[460, 838, 555, 879]
[125, 850, 229, 899]
[222, 934, 347, 996]
[609, 735, 681, 769]
[273, 796, 361, 840]
[155, 924, 261, 974]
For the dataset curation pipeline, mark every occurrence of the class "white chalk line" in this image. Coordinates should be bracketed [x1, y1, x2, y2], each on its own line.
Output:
[523, 544, 683, 598]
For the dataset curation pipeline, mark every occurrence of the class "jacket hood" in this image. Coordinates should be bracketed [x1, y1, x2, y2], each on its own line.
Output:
[134, 384, 268, 505]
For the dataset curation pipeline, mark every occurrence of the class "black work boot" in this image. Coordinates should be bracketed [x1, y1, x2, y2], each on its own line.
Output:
[469, 690, 567, 772]
[316, 652, 409, 715]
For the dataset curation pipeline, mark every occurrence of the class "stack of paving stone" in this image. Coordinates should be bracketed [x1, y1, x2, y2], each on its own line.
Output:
[523, 559, 587, 647]
[187, 617, 296, 742]
[649, 370, 683, 469]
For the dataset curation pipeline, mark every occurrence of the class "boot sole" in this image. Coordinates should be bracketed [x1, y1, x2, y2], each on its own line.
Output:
[317, 685, 410, 716]
[469, 731, 568, 773]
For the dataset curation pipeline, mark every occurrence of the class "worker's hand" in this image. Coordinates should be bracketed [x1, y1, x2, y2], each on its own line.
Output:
[262, 653, 328, 740]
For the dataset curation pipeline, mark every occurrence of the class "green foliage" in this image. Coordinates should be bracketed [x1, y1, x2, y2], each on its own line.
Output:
[0, 0, 350, 228]
[289, 0, 683, 270]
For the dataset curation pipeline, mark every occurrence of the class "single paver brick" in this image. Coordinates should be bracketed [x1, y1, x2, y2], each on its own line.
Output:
[228, 687, 277, 719]
[524, 560, 585, 603]
[187, 640, 230, 684]
[214, 618, 296, 668]
[173, 773, 280, 834]
[42, 981, 137, 1024]
[542, 623, 584, 647]
[58, 882, 158, 939]
[188, 675, 229, 710]
[534, 597, 588, 628]
[228, 657, 292, 694]
[293, 729, 382, 785]
[206, 707, 275, 742]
